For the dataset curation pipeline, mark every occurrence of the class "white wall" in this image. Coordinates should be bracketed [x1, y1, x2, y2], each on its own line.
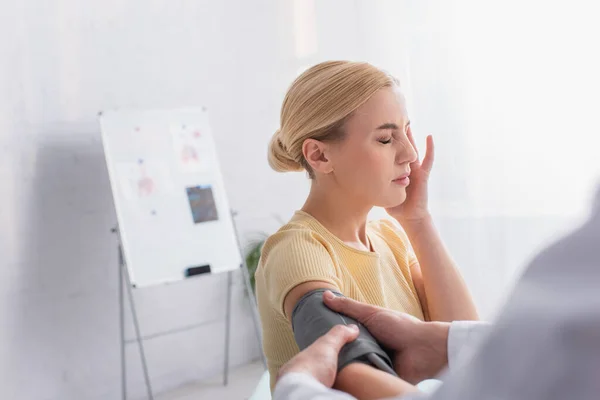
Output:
[1, 1, 596, 399]
[0, 1, 299, 399]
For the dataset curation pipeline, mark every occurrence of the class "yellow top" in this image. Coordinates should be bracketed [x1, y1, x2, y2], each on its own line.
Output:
[254, 211, 425, 391]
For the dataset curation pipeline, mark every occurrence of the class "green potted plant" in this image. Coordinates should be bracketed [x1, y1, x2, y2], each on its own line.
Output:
[244, 234, 267, 294]
[243, 215, 284, 294]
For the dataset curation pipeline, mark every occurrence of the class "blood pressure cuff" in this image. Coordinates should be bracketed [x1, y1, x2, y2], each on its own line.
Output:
[291, 289, 394, 373]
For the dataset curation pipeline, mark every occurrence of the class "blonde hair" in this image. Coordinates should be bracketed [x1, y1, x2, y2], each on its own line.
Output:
[268, 61, 398, 178]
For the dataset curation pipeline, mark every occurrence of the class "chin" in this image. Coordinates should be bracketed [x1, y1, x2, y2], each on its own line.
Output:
[379, 193, 407, 208]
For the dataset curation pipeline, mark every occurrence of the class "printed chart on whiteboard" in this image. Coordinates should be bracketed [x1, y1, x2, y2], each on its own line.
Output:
[100, 108, 241, 287]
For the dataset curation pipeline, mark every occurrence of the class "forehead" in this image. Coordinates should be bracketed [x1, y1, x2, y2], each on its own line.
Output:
[345, 87, 408, 132]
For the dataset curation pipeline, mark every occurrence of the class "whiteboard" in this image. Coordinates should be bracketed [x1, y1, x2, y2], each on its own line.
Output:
[100, 107, 241, 287]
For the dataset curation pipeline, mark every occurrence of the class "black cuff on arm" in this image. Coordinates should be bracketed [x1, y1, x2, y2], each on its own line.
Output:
[291, 289, 397, 375]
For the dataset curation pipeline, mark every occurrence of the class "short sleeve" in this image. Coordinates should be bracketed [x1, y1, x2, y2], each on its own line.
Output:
[259, 229, 343, 318]
[377, 219, 419, 267]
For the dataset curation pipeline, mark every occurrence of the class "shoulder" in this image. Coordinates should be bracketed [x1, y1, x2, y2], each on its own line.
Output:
[261, 222, 335, 265]
[368, 218, 416, 261]
[368, 218, 411, 244]
[256, 222, 342, 316]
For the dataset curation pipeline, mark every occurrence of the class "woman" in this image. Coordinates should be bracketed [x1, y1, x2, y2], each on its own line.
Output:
[254, 61, 478, 398]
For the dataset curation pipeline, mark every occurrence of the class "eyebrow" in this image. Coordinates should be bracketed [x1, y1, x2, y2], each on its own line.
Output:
[375, 121, 410, 130]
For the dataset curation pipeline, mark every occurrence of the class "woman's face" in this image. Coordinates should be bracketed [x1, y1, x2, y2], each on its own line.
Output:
[327, 87, 417, 208]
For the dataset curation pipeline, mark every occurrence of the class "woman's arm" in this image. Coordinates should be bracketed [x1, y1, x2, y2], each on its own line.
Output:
[401, 216, 479, 322]
[335, 363, 418, 399]
[284, 282, 416, 400]
[383, 132, 477, 321]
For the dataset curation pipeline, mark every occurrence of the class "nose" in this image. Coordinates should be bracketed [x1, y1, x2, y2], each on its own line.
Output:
[395, 134, 417, 165]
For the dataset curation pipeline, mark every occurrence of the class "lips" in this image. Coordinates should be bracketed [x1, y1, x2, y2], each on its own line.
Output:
[392, 172, 411, 186]
[393, 172, 410, 181]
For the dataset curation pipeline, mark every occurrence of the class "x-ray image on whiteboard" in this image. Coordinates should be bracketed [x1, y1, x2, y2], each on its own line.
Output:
[172, 125, 213, 173]
[186, 185, 219, 224]
[100, 108, 241, 287]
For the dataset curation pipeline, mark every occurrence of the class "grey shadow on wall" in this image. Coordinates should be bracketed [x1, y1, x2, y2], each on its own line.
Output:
[11, 126, 120, 398]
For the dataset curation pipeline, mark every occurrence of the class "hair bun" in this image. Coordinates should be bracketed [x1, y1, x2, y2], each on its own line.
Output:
[268, 128, 303, 173]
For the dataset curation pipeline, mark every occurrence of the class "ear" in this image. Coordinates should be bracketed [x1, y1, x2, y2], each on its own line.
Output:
[302, 139, 334, 175]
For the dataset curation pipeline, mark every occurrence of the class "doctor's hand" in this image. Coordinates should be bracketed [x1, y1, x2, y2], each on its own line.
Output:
[323, 291, 450, 384]
[277, 324, 360, 388]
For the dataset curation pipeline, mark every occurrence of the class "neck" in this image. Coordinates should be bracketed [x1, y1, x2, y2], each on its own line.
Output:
[301, 181, 372, 250]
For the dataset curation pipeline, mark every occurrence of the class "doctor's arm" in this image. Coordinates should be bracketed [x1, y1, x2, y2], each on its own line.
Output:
[284, 281, 418, 400]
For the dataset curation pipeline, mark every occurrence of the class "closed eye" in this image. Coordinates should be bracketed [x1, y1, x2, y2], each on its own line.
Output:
[378, 137, 392, 144]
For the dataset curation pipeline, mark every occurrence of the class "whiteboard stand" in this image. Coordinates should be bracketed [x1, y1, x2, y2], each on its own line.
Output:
[223, 269, 233, 385]
[229, 210, 268, 375]
[112, 211, 265, 396]
[224, 210, 267, 386]
[113, 226, 155, 400]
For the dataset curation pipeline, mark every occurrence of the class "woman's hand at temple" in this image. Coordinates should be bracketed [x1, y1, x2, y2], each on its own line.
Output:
[386, 129, 434, 224]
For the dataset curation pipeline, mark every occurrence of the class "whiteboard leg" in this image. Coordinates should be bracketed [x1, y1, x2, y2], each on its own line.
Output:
[230, 210, 267, 369]
[119, 245, 126, 400]
[123, 265, 155, 400]
[239, 257, 267, 368]
[224, 271, 233, 386]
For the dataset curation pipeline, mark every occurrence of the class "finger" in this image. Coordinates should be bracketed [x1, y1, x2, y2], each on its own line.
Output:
[323, 291, 379, 323]
[406, 127, 420, 162]
[316, 324, 359, 353]
[421, 135, 435, 172]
